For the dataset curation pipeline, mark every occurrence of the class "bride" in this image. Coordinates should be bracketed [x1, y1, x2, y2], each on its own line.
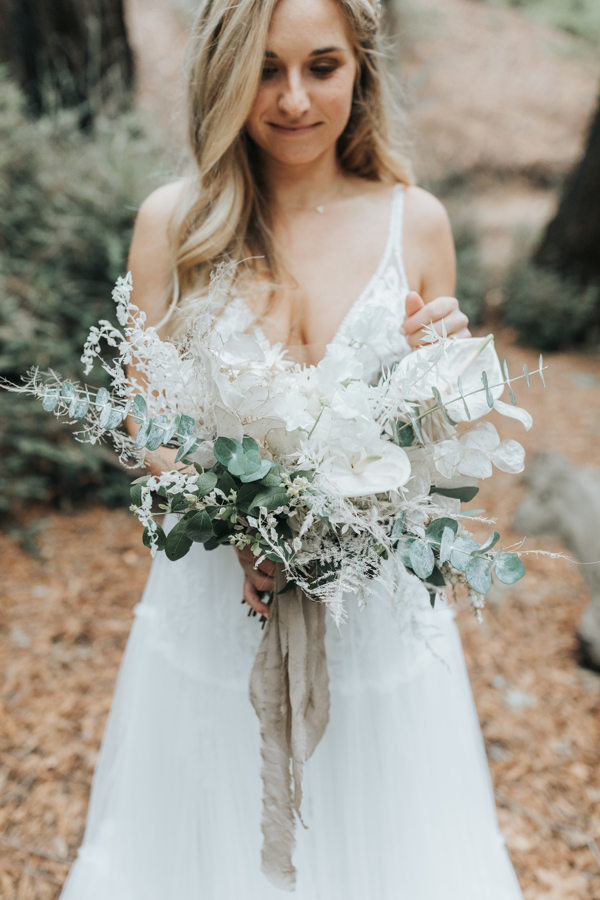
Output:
[61, 0, 524, 897]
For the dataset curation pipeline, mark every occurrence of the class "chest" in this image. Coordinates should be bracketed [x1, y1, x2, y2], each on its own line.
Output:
[249, 199, 398, 364]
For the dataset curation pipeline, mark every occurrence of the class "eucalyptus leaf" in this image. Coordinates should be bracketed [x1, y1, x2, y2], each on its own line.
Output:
[439, 526, 455, 564]
[165, 521, 193, 561]
[130, 484, 143, 506]
[42, 390, 59, 411]
[105, 408, 124, 430]
[95, 387, 110, 408]
[132, 475, 150, 486]
[523, 364, 530, 387]
[145, 415, 169, 451]
[99, 404, 114, 429]
[175, 436, 201, 463]
[479, 530, 500, 553]
[391, 516, 406, 541]
[409, 540, 435, 579]
[178, 415, 196, 438]
[135, 417, 153, 449]
[410, 410, 424, 445]
[131, 394, 147, 423]
[162, 415, 181, 445]
[539, 355, 545, 388]
[61, 382, 76, 399]
[214, 436, 262, 477]
[73, 398, 89, 419]
[465, 556, 492, 594]
[503, 360, 517, 405]
[395, 536, 415, 568]
[239, 459, 273, 483]
[456, 376, 471, 420]
[450, 536, 480, 572]
[432, 386, 458, 426]
[495, 552, 526, 585]
[481, 371, 494, 408]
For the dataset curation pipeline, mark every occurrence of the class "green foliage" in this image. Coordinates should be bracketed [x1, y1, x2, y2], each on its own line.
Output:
[453, 218, 489, 327]
[0, 71, 165, 516]
[489, 0, 600, 44]
[503, 262, 600, 351]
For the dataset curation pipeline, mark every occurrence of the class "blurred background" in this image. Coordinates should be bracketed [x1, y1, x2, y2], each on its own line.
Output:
[0, 0, 599, 896]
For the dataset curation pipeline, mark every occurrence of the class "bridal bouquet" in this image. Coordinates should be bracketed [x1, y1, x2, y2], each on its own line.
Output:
[5, 266, 545, 622]
[4, 267, 546, 889]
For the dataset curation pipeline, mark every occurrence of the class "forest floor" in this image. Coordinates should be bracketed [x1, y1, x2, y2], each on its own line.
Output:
[1, 329, 600, 899]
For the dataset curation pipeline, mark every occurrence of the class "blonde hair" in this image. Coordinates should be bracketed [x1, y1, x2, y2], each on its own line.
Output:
[165, 0, 413, 332]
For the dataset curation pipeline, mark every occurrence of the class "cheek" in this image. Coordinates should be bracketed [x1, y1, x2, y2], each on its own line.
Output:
[318, 73, 355, 131]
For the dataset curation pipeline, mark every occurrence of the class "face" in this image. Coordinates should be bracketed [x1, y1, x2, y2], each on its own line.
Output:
[245, 0, 357, 169]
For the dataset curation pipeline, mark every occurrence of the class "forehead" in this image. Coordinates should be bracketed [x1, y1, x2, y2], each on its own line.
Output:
[267, 0, 352, 55]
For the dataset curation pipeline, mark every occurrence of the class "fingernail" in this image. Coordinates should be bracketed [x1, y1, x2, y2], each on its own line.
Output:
[399, 326, 406, 335]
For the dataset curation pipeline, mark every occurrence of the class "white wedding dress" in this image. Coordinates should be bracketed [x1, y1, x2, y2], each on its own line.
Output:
[61, 186, 524, 900]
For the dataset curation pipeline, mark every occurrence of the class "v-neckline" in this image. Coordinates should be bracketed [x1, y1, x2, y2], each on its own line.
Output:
[235, 184, 401, 365]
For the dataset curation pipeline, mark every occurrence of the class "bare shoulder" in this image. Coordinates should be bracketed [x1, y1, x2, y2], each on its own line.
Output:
[132, 180, 188, 249]
[403, 185, 452, 241]
[128, 180, 188, 324]
[402, 185, 456, 299]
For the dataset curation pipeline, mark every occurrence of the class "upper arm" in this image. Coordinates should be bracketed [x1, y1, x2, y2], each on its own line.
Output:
[403, 186, 456, 304]
[127, 180, 187, 327]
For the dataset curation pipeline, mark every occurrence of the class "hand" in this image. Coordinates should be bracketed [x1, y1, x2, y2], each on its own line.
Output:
[401, 291, 471, 349]
[236, 545, 275, 618]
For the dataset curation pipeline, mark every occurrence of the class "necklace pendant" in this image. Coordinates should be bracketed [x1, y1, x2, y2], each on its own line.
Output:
[316, 205, 325, 215]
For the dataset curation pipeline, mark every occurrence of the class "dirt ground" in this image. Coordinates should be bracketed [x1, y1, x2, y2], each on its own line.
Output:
[1, 330, 600, 898]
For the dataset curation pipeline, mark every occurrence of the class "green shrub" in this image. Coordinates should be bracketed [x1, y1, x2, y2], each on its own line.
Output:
[487, 0, 600, 44]
[503, 262, 600, 351]
[453, 218, 488, 327]
[0, 72, 165, 516]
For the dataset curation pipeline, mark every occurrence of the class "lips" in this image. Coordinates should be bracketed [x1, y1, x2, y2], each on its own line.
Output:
[267, 122, 322, 135]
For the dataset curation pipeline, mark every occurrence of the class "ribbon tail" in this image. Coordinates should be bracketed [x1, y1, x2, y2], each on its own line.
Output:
[249, 568, 330, 891]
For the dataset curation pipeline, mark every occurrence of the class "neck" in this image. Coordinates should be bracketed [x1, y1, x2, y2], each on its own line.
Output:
[259, 148, 349, 212]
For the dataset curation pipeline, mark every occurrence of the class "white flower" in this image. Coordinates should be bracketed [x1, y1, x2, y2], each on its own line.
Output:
[321, 440, 411, 498]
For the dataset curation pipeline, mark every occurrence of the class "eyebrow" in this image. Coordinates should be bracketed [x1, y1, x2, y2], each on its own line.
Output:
[264, 46, 342, 59]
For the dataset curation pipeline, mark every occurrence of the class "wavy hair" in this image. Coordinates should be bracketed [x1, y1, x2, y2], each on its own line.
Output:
[163, 0, 413, 333]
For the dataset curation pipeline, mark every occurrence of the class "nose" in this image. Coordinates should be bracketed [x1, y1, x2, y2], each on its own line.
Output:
[278, 70, 310, 119]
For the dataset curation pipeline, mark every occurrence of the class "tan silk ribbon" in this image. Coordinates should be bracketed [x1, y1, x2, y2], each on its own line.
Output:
[249, 568, 330, 892]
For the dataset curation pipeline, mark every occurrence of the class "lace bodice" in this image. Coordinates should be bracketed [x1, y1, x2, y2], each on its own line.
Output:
[216, 184, 411, 382]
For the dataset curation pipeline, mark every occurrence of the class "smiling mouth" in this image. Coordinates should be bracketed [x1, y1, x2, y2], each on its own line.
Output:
[268, 122, 323, 135]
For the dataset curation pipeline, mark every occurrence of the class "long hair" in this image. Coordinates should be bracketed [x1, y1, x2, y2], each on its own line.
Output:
[163, 0, 413, 333]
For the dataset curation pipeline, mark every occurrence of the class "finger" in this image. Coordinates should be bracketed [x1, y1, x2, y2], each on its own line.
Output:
[243, 577, 271, 617]
[248, 567, 275, 593]
[402, 296, 459, 336]
[404, 291, 425, 321]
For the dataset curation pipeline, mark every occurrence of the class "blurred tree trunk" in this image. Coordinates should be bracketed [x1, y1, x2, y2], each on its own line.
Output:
[535, 92, 600, 286]
[0, 0, 134, 116]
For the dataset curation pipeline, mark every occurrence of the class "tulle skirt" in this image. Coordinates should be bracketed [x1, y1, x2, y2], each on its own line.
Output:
[61, 519, 523, 900]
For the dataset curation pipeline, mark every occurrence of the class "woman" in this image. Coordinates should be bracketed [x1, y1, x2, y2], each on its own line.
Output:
[61, 0, 523, 897]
